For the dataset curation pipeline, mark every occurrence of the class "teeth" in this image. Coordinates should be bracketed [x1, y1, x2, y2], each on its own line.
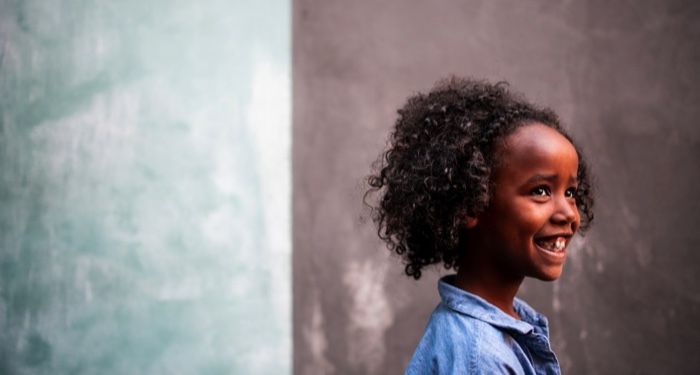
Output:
[554, 237, 565, 250]
[538, 237, 566, 252]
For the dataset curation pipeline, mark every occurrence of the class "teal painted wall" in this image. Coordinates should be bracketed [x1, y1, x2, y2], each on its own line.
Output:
[0, 0, 290, 374]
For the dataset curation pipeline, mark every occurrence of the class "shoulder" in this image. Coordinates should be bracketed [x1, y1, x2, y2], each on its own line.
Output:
[405, 303, 525, 375]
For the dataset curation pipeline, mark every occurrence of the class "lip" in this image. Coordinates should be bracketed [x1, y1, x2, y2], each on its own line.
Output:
[533, 233, 572, 263]
[534, 232, 574, 241]
[534, 242, 567, 262]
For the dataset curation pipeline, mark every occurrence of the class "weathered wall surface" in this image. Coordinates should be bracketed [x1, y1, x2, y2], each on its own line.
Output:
[293, 0, 700, 373]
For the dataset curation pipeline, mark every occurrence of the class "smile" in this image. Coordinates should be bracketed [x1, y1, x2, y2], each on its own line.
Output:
[534, 236, 569, 260]
[536, 237, 566, 252]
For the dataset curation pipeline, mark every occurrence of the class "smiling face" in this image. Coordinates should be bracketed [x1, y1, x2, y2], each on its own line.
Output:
[472, 123, 581, 281]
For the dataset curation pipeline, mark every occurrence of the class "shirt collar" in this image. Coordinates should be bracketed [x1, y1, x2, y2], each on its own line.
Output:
[438, 275, 549, 335]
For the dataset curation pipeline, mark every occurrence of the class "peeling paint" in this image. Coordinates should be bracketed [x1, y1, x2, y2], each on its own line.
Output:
[552, 280, 562, 313]
[343, 260, 393, 373]
[303, 296, 335, 375]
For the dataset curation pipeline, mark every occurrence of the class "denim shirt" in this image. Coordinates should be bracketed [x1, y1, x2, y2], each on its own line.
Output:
[405, 276, 561, 375]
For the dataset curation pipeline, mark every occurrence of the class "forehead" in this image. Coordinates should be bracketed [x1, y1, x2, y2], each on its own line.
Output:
[495, 123, 579, 179]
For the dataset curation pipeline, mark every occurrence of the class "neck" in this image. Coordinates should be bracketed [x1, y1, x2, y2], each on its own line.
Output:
[454, 259, 524, 319]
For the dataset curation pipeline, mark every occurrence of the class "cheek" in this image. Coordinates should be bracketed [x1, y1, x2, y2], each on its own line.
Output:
[513, 203, 550, 231]
[499, 211, 548, 243]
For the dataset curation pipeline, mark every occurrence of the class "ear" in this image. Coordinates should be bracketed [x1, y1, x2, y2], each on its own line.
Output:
[464, 216, 478, 229]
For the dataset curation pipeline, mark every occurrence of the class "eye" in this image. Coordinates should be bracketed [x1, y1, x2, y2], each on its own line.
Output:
[531, 186, 550, 197]
[565, 187, 578, 199]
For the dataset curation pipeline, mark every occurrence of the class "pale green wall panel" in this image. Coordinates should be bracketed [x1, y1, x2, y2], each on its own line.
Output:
[0, 1, 290, 374]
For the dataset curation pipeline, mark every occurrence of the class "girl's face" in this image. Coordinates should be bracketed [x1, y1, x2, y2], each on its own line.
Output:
[474, 123, 580, 281]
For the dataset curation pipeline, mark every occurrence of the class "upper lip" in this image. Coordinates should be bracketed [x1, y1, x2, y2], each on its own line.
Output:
[534, 233, 574, 241]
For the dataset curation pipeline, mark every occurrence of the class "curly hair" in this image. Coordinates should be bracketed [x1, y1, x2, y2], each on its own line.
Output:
[366, 77, 594, 279]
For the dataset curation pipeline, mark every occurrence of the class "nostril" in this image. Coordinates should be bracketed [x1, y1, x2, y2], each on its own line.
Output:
[551, 207, 577, 225]
[551, 213, 569, 224]
[552, 199, 578, 224]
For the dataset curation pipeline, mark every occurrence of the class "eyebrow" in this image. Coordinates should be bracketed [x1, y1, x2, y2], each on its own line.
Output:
[526, 174, 578, 184]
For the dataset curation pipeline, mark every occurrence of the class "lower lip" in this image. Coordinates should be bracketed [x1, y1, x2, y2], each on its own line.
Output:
[534, 242, 567, 263]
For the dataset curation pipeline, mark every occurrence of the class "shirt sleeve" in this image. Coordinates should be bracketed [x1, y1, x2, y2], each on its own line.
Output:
[404, 311, 526, 375]
[406, 341, 524, 375]
[404, 313, 472, 375]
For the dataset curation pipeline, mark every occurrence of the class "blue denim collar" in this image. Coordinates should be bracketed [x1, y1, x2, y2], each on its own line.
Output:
[438, 275, 549, 336]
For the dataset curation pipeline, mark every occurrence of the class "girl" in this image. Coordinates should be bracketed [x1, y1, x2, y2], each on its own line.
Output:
[367, 77, 594, 374]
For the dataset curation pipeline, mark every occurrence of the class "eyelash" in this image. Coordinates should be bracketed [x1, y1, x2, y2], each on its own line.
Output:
[530, 186, 578, 198]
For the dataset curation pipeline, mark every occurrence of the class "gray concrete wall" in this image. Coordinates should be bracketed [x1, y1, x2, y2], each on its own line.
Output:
[293, 0, 700, 373]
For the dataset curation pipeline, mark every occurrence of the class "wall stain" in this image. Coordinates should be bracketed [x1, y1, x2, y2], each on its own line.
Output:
[342, 260, 393, 374]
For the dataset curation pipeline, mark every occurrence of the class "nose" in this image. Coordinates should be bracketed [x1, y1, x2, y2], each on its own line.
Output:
[551, 196, 579, 228]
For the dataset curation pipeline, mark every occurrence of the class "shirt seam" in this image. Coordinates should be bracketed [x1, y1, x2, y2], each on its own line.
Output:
[471, 322, 480, 374]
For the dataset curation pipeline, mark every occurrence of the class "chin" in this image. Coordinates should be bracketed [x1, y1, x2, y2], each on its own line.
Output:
[532, 269, 563, 281]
